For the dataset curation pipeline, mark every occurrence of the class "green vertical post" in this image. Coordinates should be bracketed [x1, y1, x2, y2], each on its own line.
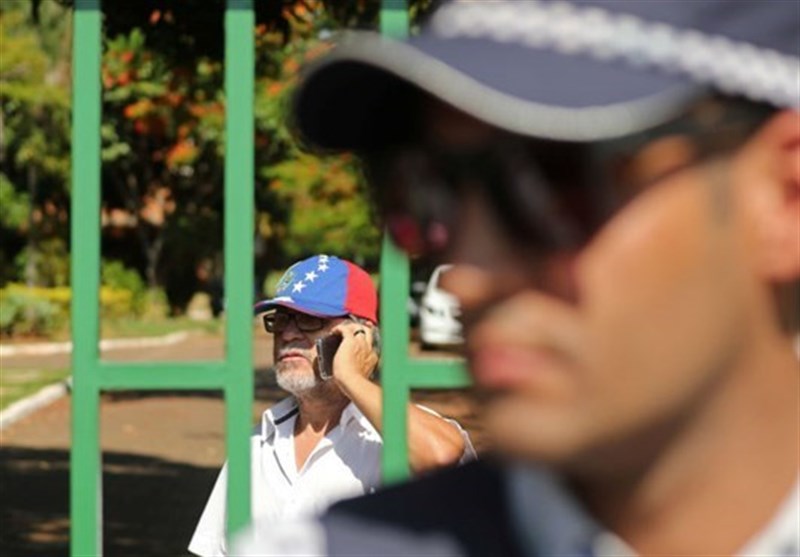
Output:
[69, 0, 256, 553]
[378, 0, 471, 485]
[70, 1, 102, 555]
[379, 236, 412, 482]
[379, 0, 411, 485]
[223, 0, 255, 537]
[381, 0, 410, 39]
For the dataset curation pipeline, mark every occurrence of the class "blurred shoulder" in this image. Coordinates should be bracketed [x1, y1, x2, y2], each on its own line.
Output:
[233, 459, 528, 557]
[322, 459, 526, 557]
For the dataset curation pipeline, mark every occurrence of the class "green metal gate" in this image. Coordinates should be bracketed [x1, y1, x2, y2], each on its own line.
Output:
[69, 1, 467, 554]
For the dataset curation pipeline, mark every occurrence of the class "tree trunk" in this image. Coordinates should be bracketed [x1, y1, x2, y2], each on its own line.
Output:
[24, 164, 38, 287]
[144, 232, 163, 289]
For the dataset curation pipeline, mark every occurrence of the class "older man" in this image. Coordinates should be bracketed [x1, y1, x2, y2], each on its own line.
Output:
[233, 1, 799, 556]
[189, 254, 474, 556]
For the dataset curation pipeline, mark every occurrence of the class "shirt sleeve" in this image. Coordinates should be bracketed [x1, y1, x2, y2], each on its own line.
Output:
[188, 464, 229, 557]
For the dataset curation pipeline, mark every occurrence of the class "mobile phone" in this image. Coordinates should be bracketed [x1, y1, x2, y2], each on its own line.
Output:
[315, 333, 343, 380]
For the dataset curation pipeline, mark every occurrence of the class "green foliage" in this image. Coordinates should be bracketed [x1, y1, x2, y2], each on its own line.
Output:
[137, 288, 170, 320]
[0, 4, 71, 181]
[0, 287, 64, 337]
[264, 153, 381, 263]
[0, 173, 30, 229]
[14, 237, 70, 287]
[102, 259, 147, 314]
[1, 0, 438, 309]
[0, 0, 71, 288]
[251, 2, 384, 268]
[0, 282, 152, 337]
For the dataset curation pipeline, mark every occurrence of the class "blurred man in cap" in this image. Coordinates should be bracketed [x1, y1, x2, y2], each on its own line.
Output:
[189, 255, 474, 556]
[234, 2, 799, 555]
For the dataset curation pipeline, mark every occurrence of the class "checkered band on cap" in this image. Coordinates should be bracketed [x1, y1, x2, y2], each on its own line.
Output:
[254, 255, 378, 323]
[293, 0, 800, 148]
[429, 1, 799, 109]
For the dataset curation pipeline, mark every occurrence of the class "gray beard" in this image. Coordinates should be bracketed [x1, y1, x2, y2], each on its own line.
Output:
[275, 364, 320, 395]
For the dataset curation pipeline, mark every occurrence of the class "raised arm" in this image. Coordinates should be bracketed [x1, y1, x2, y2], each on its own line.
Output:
[330, 321, 468, 474]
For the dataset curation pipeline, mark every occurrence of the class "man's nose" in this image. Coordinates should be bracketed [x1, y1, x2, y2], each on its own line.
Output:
[278, 319, 305, 342]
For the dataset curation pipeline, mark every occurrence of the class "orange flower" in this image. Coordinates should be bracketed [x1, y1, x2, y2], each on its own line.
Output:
[123, 99, 153, 120]
[266, 82, 283, 97]
[166, 140, 198, 167]
[283, 57, 300, 74]
[166, 92, 184, 107]
[177, 124, 193, 139]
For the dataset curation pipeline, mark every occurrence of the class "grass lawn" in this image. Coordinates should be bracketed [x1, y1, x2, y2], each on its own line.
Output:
[101, 316, 223, 339]
[0, 368, 71, 411]
[1, 317, 224, 411]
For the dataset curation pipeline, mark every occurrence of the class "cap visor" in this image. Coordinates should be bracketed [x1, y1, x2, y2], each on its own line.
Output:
[295, 33, 703, 149]
[253, 298, 347, 318]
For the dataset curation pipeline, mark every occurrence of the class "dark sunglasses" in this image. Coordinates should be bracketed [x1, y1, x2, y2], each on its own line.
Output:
[366, 96, 772, 257]
[262, 311, 328, 334]
[373, 140, 606, 255]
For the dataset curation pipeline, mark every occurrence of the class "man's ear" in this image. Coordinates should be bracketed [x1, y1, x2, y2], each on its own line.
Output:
[745, 110, 800, 283]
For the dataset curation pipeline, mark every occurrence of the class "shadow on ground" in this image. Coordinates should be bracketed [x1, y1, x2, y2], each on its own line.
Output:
[0, 447, 217, 557]
[0, 362, 485, 557]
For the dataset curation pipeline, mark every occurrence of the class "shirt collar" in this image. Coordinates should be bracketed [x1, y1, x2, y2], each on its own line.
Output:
[260, 398, 373, 444]
[261, 397, 299, 443]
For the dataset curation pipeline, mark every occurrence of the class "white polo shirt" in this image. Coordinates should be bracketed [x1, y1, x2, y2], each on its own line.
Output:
[188, 397, 476, 557]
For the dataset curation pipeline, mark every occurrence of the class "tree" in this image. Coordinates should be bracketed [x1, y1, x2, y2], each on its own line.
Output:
[2, 0, 437, 309]
[0, 0, 71, 287]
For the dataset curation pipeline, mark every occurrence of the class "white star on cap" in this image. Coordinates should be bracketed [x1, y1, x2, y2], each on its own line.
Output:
[292, 281, 306, 293]
[318, 263, 329, 272]
[319, 254, 329, 261]
[305, 271, 318, 282]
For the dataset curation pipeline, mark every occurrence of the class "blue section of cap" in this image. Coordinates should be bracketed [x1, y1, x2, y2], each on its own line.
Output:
[253, 255, 349, 317]
[406, 36, 685, 109]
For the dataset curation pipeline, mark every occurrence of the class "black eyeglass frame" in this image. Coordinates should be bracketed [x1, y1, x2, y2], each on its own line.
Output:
[262, 310, 329, 334]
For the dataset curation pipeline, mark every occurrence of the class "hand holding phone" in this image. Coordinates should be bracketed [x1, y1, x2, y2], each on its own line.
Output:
[315, 333, 343, 380]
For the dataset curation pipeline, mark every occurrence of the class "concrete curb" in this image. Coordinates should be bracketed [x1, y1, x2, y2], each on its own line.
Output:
[0, 331, 194, 430]
[0, 377, 72, 430]
[0, 331, 190, 358]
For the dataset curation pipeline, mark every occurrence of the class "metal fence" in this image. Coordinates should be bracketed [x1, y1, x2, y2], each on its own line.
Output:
[69, 1, 467, 554]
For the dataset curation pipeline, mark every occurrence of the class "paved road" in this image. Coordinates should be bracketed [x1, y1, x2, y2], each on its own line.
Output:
[0, 331, 481, 556]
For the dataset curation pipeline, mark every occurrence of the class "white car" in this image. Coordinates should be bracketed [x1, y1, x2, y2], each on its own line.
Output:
[419, 265, 463, 348]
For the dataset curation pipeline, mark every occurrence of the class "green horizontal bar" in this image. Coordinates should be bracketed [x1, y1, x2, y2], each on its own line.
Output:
[380, 0, 408, 39]
[96, 362, 229, 390]
[406, 359, 471, 388]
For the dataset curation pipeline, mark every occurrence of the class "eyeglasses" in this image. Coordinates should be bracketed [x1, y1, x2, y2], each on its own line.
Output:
[262, 311, 328, 334]
[366, 96, 771, 258]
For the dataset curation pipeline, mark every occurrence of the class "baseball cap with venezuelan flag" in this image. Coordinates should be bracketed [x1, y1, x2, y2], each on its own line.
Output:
[253, 254, 378, 324]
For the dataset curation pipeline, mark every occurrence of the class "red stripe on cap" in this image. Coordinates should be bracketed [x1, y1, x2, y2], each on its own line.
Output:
[343, 262, 378, 323]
